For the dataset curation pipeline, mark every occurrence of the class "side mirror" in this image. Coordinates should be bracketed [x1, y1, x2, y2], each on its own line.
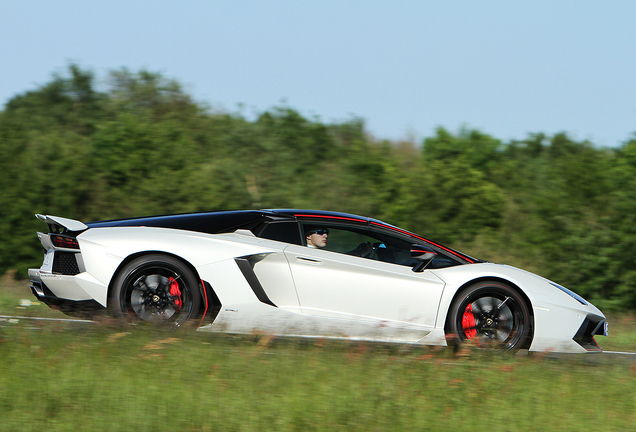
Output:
[411, 245, 437, 272]
[411, 244, 437, 261]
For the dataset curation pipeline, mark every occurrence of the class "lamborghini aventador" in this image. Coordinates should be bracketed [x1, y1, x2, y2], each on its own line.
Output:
[28, 209, 608, 353]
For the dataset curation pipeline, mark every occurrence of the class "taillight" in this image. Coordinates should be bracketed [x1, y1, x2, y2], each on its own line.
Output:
[50, 234, 80, 249]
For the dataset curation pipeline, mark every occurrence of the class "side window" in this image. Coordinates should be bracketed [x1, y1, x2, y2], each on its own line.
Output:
[324, 228, 377, 257]
[372, 233, 420, 267]
[258, 221, 302, 245]
[301, 223, 418, 266]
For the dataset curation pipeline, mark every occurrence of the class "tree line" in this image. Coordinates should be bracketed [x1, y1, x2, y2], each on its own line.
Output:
[1, 65, 635, 311]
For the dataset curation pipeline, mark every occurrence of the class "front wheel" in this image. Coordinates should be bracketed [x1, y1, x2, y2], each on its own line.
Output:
[110, 254, 200, 328]
[447, 282, 531, 352]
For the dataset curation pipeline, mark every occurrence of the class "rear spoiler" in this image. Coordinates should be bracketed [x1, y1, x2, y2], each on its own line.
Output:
[35, 214, 88, 233]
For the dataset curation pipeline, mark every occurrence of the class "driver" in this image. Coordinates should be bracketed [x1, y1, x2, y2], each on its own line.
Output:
[305, 227, 373, 258]
[306, 228, 328, 248]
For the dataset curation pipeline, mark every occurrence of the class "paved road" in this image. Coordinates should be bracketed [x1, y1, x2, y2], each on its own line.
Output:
[2, 315, 634, 360]
[0, 314, 94, 324]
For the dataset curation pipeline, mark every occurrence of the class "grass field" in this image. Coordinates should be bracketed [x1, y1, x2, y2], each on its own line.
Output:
[1, 275, 635, 431]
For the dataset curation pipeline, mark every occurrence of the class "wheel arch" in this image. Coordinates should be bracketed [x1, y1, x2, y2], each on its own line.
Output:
[107, 250, 221, 323]
[444, 276, 535, 349]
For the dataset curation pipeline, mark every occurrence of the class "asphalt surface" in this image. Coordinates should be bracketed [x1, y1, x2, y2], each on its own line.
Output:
[1, 314, 634, 362]
[0, 314, 94, 324]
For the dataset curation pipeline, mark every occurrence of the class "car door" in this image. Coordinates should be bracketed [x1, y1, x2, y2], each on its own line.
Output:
[283, 225, 446, 338]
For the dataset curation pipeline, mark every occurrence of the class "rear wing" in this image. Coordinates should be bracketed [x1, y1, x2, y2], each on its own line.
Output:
[35, 214, 88, 233]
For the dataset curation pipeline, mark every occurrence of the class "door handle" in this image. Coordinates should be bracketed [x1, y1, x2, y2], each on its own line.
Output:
[296, 256, 322, 265]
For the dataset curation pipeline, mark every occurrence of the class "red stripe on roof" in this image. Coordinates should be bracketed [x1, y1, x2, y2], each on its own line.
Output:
[294, 214, 366, 223]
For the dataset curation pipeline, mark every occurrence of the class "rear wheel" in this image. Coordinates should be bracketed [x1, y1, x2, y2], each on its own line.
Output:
[110, 254, 200, 328]
[447, 282, 531, 352]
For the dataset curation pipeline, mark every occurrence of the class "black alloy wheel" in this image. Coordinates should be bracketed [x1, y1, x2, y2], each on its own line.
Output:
[447, 282, 531, 352]
[110, 254, 200, 328]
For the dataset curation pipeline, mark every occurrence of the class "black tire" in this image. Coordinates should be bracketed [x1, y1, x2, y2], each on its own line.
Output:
[110, 254, 200, 328]
[447, 282, 531, 352]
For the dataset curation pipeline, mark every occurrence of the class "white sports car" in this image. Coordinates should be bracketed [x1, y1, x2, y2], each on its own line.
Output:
[28, 209, 608, 353]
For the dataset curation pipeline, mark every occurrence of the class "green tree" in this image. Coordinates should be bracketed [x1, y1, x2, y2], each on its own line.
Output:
[3, 64, 636, 313]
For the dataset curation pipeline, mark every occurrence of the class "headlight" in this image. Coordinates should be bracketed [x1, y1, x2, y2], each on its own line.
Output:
[549, 282, 588, 305]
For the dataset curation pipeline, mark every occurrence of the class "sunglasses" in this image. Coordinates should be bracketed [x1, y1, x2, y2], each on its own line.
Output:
[309, 229, 329, 236]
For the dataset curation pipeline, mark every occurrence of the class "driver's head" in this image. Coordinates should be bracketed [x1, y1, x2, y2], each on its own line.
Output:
[306, 228, 328, 248]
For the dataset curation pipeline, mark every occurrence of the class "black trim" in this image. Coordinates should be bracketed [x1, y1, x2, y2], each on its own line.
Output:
[199, 280, 221, 325]
[592, 320, 609, 337]
[573, 314, 605, 351]
[234, 258, 277, 307]
[52, 252, 80, 275]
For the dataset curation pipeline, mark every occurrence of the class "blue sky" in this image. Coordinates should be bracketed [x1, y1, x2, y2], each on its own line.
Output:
[2, 1, 635, 147]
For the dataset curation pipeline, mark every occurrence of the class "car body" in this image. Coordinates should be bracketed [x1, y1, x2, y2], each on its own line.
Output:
[28, 209, 608, 353]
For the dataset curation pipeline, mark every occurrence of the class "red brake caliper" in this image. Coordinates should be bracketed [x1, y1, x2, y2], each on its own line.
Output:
[462, 303, 477, 338]
[168, 277, 182, 309]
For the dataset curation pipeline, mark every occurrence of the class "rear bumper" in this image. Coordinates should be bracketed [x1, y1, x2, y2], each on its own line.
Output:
[29, 270, 104, 314]
[29, 268, 109, 307]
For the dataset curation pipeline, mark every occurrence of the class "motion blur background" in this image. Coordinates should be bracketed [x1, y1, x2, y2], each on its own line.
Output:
[2, 1, 636, 311]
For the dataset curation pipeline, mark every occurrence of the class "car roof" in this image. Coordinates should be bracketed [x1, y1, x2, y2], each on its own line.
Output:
[86, 210, 286, 234]
[86, 208, 477, 263]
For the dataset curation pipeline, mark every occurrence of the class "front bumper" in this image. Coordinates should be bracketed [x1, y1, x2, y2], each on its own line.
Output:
[529, 299, 607, 353]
